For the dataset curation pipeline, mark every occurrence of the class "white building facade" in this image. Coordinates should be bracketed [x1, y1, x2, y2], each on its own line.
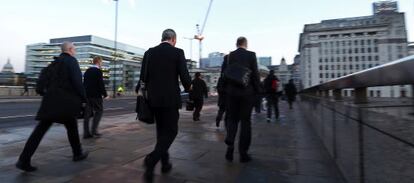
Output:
[298, 1, 410, 97]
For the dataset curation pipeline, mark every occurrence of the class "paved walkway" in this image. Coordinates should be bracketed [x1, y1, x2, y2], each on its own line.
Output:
[0, 101, 344, 183]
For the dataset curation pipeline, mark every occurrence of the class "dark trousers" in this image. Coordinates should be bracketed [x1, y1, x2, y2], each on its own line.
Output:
[18, 119, 82, 163]
[266, 95, 279, 119]
[146, 107, 179, 168]
[225, 95, 254, 155]
[254, 96, 262, 113]
[83, 98, 103, 136]
[192, 98, 204, 120]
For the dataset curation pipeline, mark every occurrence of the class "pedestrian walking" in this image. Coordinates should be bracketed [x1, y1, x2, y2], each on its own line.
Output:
[21, 82, 29, 96]
[83, 56, 108, 139]
[284, 79, 297, 109]
[16, 42, 88, 172]
[190, 72, 208, 121]
[139, 29, 191, 182]
[263, 70, 280, 122]
[222, 37, 261, 163]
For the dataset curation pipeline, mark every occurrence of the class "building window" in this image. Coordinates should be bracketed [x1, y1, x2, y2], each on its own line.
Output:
[331, 57, 334, 62]
[361, 48, 365, 53]
[356, 65, 360, 69]
[331, 65, 335, 70]
[331, 73, 335, 78]
[376, 91, 381, 97]
[343, 65, 347, 70]
[367, 39, 371, 45]
[354, 40, 358, 45]
[319, 65, 323, 70]
[355, 48, 359, 53]
[349, 57, 353, 61]
[368, 64, 373, 68]
[362, 56, 365, 61]
[320, 73, 323, 78]
[350, 65, 353, 69]
[361, 40, 365, 45]
[375, 55, 379, 61]
[319, 58, 323, 63]
[370, 90, 374, 97]
[325, 58, 328, 62]
[325, 65, 329, 70]
[368, 47, 372, 53]
[337, 57, 340, 62]
[343, 57, 347, 62]
[374, 47, 378, 53]
[349, 49, 352, 54]
[325, 73, 329, 78]
[355, 56, 359, 62]
[368, 56, 372, 61]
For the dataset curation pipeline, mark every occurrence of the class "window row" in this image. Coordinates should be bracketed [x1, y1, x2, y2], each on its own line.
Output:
[319, 63, 379, 71]
[318, 32, 377, 39]
[319, 55, 379, 63]
[320, 47, 379, 55]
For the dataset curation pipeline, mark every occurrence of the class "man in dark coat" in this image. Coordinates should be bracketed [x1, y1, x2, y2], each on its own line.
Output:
[190, 72, 208, 121]
[263, 70, 280, 122]
[16, 42, 88, 172]
[140, 29, 191, 181]
[222, 37, 261, 163]
[215, 76, 226, 127]
[83, 56, 108, 138]
[284, 79, 297, 109]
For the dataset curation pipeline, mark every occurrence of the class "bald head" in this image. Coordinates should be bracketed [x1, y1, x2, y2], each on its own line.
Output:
[61, 42, 76, 56]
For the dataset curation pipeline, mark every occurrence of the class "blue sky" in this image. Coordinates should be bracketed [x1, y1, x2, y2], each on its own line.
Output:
[0, 0, 413, 72]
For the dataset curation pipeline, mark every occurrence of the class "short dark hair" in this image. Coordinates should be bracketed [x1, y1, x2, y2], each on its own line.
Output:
[195, 72, 201, 78]
[161, 29, 176, 41]
[236, 37, 247, 47]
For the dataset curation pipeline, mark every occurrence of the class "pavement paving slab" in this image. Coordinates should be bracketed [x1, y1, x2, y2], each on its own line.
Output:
[0, 101, 345, 183]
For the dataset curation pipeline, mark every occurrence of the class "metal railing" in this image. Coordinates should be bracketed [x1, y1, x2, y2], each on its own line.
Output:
[301, 55, 414, 103]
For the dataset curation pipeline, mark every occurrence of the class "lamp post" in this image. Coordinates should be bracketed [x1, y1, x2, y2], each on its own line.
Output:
[112, 0, 119, 98]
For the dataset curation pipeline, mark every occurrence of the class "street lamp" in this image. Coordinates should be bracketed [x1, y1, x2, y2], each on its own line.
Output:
[112, 0, 119, 98]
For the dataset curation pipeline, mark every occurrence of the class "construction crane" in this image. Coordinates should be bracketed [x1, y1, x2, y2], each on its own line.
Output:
[194, 0, 214, 68]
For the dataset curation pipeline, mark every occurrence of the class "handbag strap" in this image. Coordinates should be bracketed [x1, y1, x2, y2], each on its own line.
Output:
[142, 54, 149, 83]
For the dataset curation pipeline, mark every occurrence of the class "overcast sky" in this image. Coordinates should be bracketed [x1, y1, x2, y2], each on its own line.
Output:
[0, 0, 413, 72]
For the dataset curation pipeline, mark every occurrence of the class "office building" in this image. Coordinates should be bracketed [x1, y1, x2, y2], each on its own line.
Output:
[200, 52, 225, 68]
[258, 56, 272, 66]
[298, 1, 409, 97]
[25, 35, 145, 90]
[408, 42, 414, 55]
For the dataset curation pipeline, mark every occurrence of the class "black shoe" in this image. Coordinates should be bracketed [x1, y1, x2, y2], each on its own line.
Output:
[240, 154, 252, 163]
[73, 151, 89, 162]
[143, 156, 155, 182]
[92, 133, 102, 138]
[143, 170, 154, 182]
[161, 163, 172, 173]
[83, 134, 93, 139]
[16, 160, 37, 172]
[225, 147, 234, 162]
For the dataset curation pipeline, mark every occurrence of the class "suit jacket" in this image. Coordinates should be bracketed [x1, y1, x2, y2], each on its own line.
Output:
[139, 42, 191, 108]
[83, 67, 108, 98]
[221, 48, 260, 96]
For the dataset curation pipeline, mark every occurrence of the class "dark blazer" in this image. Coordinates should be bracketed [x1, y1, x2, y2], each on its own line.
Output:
[83, 67, 107, 98]
[61, 53, 87, 102]
[190, 78, 208, 100]
[221, 48, 260, 96]
[139, 42, 191, 108]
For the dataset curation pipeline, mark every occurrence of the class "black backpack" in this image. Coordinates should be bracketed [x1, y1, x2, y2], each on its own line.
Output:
[36, 57, 68, 96]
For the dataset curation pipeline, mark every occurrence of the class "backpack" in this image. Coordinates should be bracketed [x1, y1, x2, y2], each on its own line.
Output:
[36, 58, 68, 96]
[271, 79, 278, 92]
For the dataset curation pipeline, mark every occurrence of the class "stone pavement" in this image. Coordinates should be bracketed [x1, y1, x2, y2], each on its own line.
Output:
[0, 101, 345, 183]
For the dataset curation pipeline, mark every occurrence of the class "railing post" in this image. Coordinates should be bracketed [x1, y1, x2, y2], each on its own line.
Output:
[324, 90, 330, 98]
[333, 89, 343, 101]
[354, 87, 368, 104]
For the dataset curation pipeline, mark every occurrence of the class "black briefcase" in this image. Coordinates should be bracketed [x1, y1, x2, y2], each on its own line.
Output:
[136, 94, 154, 124]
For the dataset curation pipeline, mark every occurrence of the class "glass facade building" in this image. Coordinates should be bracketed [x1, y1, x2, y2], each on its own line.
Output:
[25, 35, 145, 90]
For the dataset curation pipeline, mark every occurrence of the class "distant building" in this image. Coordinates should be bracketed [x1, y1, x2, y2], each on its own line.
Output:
[268, 58, 292, 85]
[200, 52, 225, 68]
[0, 58, 26, 86]
[258, 56, 272, 66]
[291, 55, 302, 90]
[298, 1, 409, 97]
[25, 35, 145, 90]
